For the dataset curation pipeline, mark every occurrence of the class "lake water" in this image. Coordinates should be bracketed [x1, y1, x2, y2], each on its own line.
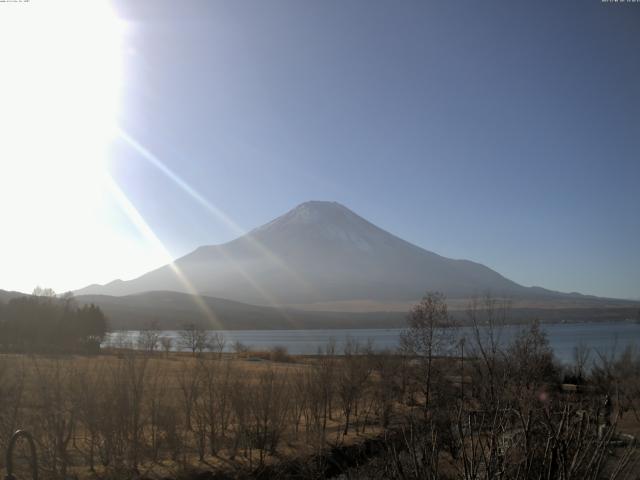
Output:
[105, 321, 640, 365]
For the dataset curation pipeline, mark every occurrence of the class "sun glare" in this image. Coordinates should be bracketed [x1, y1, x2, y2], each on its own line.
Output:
[0, 1, 165, 292]
[0, 0, 121, 171]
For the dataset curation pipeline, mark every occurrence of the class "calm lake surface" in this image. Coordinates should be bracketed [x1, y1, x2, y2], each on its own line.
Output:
[106, 321, 640, 365]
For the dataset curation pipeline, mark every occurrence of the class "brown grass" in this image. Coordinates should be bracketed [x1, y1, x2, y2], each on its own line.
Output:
[0, 350, 391, 480]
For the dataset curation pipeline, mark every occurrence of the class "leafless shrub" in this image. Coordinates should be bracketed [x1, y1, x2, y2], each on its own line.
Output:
[504, 320, 559, 405]
[270, 345, 293, 363]
[232, 340, 250, 355]
[592, 344, 640, 421]
[386, 418, 441, 480]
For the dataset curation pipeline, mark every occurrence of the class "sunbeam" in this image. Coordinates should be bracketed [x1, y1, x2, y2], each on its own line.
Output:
[104, 174, 224, 330]
[115, 127, 308, 322]
[116, 128, 242, 235]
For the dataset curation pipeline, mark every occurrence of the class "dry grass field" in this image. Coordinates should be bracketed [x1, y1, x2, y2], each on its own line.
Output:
[0, 348, 397, 480]
[2, 345, 640, 480]
[3, 296, 640, 479]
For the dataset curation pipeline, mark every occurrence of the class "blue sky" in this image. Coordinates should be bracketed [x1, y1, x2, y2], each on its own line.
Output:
[105, 0, 640, 299]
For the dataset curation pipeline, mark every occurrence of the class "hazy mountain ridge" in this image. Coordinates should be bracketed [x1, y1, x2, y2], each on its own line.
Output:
[71, 292, 640, 330]
[1, 288, 637, 330]
[73, 291, 408, 330]
[0, 289, 27, 304]
[75, 201, 593, 306]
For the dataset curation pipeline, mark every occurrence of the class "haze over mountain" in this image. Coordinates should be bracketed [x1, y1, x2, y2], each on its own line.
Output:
[71, 291, 410, 330]
[75, 201, 588, 307]
[70, 291, 639, 331]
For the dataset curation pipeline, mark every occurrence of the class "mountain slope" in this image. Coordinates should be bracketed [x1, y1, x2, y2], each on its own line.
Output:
[0, 289, 27, 304]
[75, 201, 578, 305]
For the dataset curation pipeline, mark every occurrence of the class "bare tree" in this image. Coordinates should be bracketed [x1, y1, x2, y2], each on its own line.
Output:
[209, 331, 226, 358]
[160, 336, 173, 356]
[248, 368, 290, 464]
[467, 294, 510, 409]
[232, 340, 250, 355]
[572, 341, 592, 382]
[137, 322, 161, 354]
[505, 319, 558, 403]
[270, 345, 292, 362]
[371, 350, 403, 428]
[178, 323, 211, 356]
[145, 364, 169, 461]
[401, 292, 455, 408]
[72, 363, 103, 471]
[177, 359, 201, 432]
[31, 359, 76, 478]
[124, 352, 148, 469]
[111, 330, 134, 350]
[229, 378, 250, 460]
[338, 337, 373, 435]
[32, 286, 57, 297]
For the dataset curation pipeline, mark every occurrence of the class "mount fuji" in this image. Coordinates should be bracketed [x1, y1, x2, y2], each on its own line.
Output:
[75, 201, 580, 307]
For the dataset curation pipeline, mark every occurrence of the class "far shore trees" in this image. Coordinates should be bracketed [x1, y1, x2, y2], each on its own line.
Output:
[0, 289, 108, 353]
